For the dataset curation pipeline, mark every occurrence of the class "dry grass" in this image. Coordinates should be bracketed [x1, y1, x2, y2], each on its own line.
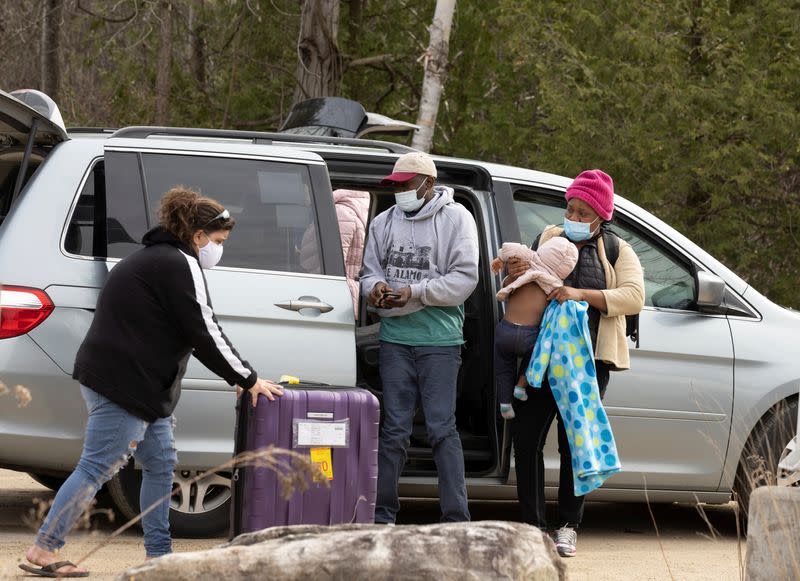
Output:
[23, 496, 116, 533]
[637, 396, 800, 581]
[5, 379, 327, 566]
[642, 476, 675, 581]
[18, 444, 327, 567]
[0, 380, 32, 407]
[735, 402, 800, 580]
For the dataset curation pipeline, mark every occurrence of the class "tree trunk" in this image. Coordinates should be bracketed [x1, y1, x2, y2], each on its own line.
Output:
[294, 0, 342, 103]
[40, 0, 63, 100]
[190, 0, 207, 91]
[411, 0, 456, 153]
[346, 0, 363, 55]
[154, 0, 173, 125]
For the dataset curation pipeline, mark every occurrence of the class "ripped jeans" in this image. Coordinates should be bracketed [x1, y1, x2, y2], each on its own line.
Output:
[35, 385, 177, 557]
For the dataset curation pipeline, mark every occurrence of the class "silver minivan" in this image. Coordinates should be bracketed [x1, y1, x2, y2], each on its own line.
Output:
[1, 90, 798, 535]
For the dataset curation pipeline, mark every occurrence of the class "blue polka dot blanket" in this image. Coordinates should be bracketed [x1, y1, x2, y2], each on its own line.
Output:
[525, 299, 621, 496]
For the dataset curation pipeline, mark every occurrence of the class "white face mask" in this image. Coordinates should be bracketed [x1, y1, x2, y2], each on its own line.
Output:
[394, 180, 428, 213]
[198, 234, 224, 269]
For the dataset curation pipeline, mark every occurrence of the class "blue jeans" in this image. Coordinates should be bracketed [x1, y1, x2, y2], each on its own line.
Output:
[375, 342, 470, 523]
[494, 320, 540, 406]
[36, 386, 177, 557]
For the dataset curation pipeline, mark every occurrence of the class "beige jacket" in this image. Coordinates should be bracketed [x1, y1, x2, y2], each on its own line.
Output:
[540, 225, 645, 370]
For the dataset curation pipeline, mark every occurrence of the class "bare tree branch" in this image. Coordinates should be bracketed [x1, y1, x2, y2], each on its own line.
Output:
[77, 0, 139, 23]
[345, 53, 394, 68]
[219, 5, 246, 53]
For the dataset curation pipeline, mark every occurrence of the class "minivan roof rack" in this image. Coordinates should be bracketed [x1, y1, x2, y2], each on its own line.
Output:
[110, 126, 416, 154]
[68, 127, 117, 134]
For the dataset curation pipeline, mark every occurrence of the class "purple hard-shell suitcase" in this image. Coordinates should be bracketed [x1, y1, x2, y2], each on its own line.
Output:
[230, 384, 380, 537]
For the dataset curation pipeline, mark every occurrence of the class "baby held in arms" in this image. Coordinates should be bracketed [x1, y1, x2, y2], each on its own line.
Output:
[491, 237, 578, 419]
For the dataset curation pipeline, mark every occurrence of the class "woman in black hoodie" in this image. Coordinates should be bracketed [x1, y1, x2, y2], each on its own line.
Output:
[21, 187, 283, 578]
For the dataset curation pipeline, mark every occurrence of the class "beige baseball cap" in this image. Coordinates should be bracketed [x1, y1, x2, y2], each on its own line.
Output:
[380, 151, 438, 184]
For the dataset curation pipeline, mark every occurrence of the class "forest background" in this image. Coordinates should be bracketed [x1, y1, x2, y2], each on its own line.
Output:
[1, 0, 798, 308]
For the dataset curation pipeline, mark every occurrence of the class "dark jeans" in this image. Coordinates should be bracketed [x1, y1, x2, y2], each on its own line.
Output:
[494, 319, 540, 405]
[512, 361, 610, 529]
[375, 341, 470, 523]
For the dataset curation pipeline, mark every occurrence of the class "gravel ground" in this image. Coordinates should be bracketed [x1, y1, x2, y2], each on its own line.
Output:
[0, 469, 742, 580]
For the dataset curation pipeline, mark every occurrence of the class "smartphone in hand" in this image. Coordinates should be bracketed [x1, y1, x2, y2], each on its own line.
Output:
[377, 289, 401, 308]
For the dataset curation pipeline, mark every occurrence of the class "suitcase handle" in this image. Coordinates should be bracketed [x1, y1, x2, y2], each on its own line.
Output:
[278, 380, 330, 387]
[230, 397, 250, 538]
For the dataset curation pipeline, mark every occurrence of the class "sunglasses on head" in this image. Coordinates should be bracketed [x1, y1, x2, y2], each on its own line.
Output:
[200, 209, 230, 229]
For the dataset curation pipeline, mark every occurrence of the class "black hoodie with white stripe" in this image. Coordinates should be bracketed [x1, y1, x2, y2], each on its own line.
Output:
[73, 226, 257, 422]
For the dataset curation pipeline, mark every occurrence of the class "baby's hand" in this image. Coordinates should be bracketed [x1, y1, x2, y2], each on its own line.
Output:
[491, 257, 504, 273]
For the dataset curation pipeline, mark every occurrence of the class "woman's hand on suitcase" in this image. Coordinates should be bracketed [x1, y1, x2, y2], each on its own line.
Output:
[237, 378, 284, 406]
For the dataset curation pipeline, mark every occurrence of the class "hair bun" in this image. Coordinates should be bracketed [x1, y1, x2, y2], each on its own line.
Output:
[159, 186, 201, 243]
[158, 186, 232, 245]
[161, 188, 199, 217]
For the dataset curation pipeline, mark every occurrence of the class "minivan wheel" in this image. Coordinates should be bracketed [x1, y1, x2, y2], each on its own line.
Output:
[107, 460, 231, 537]
[734, 397, 798, 528]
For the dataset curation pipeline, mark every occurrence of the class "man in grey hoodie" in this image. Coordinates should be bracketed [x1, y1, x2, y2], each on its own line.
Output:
[361, 151, 479, 523]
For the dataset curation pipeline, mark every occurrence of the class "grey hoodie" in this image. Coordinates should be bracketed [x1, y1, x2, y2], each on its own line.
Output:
[360, 186, 479, 318]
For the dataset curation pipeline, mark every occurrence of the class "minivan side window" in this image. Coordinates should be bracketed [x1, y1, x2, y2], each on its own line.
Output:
[512, 189, 697, 311]
[140, 154, 322, 274]
[605, 222, 697, 311]
[65, 156, 149, 259]
[512, 190, 564, 248]
[66, 153, 324, 274]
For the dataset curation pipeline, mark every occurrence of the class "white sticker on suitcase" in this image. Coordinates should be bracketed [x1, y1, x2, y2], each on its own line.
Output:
[293, 419, 350, 448]
[307, 412, 334, 420]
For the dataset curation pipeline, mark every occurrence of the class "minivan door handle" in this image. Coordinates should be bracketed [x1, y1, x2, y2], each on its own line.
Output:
[274, 298, 334, 314]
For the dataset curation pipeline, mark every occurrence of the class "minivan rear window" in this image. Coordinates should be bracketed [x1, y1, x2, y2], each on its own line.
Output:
[0, 151, 42, 223]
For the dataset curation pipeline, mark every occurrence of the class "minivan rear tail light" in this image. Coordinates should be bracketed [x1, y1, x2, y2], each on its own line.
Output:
[0, 286, 54, 339]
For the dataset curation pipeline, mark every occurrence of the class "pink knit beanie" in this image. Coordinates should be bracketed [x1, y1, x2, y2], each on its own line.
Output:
[565, 169, 615, 221]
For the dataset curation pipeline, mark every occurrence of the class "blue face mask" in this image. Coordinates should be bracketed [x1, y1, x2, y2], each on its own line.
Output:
[394, 181, 427, 213]
[563, 217, 599, 242]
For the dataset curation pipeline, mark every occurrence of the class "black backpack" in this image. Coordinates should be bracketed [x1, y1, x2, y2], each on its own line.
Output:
[534, 230, 640, 348]
[601, 231, 640, 348]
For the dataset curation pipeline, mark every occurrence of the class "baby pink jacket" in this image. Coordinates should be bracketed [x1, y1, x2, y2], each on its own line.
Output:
[496, 237, 578, 301]
[333, 189, 370, 318]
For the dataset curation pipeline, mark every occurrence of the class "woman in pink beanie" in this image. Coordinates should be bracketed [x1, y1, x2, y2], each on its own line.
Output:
[505, 169, 644, 558]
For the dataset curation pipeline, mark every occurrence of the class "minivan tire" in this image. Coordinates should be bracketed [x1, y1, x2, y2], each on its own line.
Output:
[734, 397, 798, 529]
[107, 460, 230, 537]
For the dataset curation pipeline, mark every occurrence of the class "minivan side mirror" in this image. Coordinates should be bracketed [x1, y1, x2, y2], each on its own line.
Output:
[695, 270, 726, 309]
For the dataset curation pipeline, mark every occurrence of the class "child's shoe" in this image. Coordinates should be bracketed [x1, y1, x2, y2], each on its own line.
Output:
[514, 385, 528, 401]
[500, 403, 515, 419]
